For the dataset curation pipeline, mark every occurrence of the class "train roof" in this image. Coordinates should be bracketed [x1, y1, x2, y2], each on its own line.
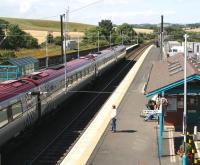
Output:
[0, 45, 125, 104]
[21, 58, 92, 85]
[0, 79, 35, 103]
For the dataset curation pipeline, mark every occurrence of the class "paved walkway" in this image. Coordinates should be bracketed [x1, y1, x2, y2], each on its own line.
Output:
[87, 47, 165, 165]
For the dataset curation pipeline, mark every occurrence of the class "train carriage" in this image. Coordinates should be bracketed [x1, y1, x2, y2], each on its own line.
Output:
[0, 45, 126, 147]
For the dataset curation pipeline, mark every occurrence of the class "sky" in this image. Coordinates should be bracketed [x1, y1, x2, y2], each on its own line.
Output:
[0, 0, 199, 25]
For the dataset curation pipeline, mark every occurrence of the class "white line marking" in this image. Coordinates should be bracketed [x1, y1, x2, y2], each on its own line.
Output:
[170, 129, 176, 162]
[168, 130, 173, 162]
[168, 129, 176, 162]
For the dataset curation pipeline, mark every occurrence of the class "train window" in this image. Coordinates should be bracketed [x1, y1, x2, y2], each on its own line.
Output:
[78, 72, 82, 79]
[11, 102, 22, 119]
[89, 67, 93, 73]
[69, 76, 73, 84]
[0, 108, 8, 127]
[82, 70, 85, 77]
[86, 68, 88, 74]
[73, 74, 77, 81]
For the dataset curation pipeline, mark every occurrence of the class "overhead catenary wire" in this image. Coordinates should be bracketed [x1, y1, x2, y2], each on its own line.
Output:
[30, 0, 102, 21]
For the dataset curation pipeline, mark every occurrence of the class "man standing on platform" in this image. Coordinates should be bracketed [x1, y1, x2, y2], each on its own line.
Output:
[111, 105, 117, 132]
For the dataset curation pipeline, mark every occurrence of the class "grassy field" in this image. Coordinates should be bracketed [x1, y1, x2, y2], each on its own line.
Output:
[0, 17, 95, 32]
[133, 28, 154, 34]
[15, 44, 97, 59]
[24, 30, 85, 44]
[185, 28, 200, 33]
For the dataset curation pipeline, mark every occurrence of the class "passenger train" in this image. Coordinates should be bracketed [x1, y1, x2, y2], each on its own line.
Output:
[0, 45, 126, 147]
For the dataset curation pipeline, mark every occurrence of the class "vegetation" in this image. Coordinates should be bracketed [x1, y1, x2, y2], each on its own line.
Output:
[54, 36, 62, 46]
[2, 24, 38, 50]
[116, 23, 137, 44]
[164, 26, 200, 42]
[0, 50, 16, 62]
[82, 20, 138, 46]
[98, 20, 113, 41]
[5, 17, 199, 62]
[15, 44, 97, 59]
[0, 27, 4, 41]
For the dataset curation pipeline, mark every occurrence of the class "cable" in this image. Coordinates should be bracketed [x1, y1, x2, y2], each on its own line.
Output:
[36, 0, 102, 20]
[70, 0, 102, 13]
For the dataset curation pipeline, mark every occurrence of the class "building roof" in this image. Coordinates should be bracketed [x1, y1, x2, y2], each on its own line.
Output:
[8, 56, 38, 67]
[145, 53, 200, 97]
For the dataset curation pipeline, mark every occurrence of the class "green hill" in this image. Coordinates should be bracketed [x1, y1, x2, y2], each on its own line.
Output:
[0, 17, 95, 32]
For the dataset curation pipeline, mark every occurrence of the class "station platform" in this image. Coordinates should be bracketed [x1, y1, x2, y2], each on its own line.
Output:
[86, 47, 161, 165]
[61, 46, 182, 165]
[87, 46, 184, 165]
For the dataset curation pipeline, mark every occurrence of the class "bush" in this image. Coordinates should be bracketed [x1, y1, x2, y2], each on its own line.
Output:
[179, 143, 192, 154]
[54, 36, 62, 46]
[98, 40, 109, 46]
[0, 50, 16, 63]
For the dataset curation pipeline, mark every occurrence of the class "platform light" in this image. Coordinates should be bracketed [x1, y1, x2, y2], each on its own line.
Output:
[182, 33, 189, 165]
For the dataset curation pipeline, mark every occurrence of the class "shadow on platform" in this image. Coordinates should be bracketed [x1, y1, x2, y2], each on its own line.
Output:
[115, 129, 137, 133]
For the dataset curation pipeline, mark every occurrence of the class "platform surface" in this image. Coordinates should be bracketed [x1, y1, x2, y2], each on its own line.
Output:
[87, 47, 177, 165]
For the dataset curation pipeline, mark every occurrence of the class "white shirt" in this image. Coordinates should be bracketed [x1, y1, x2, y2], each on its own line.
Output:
[111, 108, 117, 119]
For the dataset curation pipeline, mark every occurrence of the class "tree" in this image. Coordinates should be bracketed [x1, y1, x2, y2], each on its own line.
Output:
[3, 24, 38, 50]
[25, 35, 38, 48]
[116, 23, 136, 44]
[0, 19, 9, 44]
[98, 20, 113, 41]
[0, 27, 4, 41]
[82, 27, 98, 44]
[165, 27, 185, 42]
[47, 32, 54, 44]
[54, 36, 62, 45]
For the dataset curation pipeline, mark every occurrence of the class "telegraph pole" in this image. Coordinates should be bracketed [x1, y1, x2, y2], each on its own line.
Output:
[160, 15, 164, 60]
[160, 15, 163, 60]
[60, 15, 64, 63]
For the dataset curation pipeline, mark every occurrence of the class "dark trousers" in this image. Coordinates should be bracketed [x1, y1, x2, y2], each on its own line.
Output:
[111, 118, 116, 132]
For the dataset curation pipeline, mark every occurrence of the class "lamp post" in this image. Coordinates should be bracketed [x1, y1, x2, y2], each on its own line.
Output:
[45, 32, 48, 68]
[182, 34, 188, 165]
[159, 97, 163, 157]
[110, 31, 112, 48]
[121, 31, 124, 45]
[98, 31, 99, 52]
[63, 7, 69, 91]
[77, 35, 80, 59]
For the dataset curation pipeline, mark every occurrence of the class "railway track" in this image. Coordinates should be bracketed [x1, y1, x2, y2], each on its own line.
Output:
[2, 44, 151, 165]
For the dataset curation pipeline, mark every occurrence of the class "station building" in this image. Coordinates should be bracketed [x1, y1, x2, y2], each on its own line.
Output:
[0, 56, 38, 81]
[145, 53, 200, 126]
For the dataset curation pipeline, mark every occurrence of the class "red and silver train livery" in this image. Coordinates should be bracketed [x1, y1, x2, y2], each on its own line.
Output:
[0, 45, 126, 147]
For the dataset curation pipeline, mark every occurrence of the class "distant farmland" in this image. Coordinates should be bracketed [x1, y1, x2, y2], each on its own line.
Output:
[0, 17, 95, 44]
[185, 28, 200, 33]
[24, 30, 85, 44]
[133, 28, 154, 34]
[0, 17, 95, 32]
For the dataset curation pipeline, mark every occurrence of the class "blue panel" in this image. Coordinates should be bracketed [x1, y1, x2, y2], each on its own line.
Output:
[8, 56, 39, 67]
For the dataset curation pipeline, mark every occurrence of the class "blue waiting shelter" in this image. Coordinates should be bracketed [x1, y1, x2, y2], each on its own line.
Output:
[0, 56, 39, 81]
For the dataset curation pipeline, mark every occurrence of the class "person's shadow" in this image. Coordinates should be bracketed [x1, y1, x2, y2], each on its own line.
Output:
[115, 130, 137, 133]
